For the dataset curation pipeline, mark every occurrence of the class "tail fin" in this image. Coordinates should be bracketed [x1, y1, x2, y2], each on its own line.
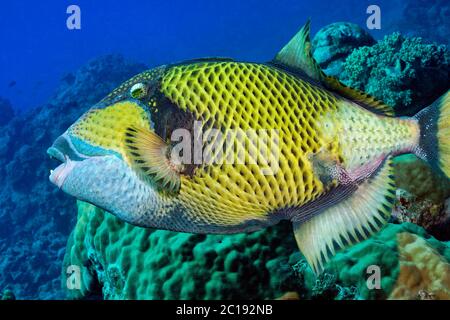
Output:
[414, 90, 450, 178]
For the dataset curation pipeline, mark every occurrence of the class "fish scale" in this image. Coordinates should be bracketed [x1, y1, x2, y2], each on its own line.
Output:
[161, 61, 338, 225]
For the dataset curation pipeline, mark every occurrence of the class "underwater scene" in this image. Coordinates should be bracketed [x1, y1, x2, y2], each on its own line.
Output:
[0, 0, 449, 302]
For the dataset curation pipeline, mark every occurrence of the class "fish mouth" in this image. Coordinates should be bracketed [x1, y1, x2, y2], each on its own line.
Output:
[48, 155, 77, 188]
[47, 134, 86, 189]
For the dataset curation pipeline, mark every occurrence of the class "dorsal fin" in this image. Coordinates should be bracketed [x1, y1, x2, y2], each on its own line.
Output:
[273, 20, 395, 117]
[174, 57, 234, 67]
[323, 75, 395, 116]
[274, 19, 323, 82]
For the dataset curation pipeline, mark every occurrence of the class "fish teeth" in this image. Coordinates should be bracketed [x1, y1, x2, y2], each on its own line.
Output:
[50, 169, 54, 174]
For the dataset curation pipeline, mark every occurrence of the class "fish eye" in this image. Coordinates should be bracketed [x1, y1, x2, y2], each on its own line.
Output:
[129, 82, 147, 99]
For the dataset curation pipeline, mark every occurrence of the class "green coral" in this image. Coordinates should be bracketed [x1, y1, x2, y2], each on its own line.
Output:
[324, 223, 450, 299]
[63, 201, 301, 300]
[0, 289, 15, 300]
[64, 202, 450, 300]
[342, 33, 449, 115]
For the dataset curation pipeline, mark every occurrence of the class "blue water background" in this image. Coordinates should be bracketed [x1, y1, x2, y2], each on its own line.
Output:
[0, 0, 402, 112]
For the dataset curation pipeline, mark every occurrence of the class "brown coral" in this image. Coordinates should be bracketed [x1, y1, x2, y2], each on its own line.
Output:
[389, 232, 450, 300]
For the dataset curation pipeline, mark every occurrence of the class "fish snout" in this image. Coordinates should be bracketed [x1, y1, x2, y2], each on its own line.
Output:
[47, 134, 87, 188]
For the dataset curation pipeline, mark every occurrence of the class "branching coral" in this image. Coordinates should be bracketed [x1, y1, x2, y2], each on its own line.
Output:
[341, 33, 449, 115]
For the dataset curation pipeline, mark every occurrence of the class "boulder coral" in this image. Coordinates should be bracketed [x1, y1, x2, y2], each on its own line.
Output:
[389, 232, 450, 300]
[394, 155, 450, 205]
[312, 22, 375, 77]
[323, 223, 450, 300]
[63, 201, 301, 300]
[65, 202, 450, 300]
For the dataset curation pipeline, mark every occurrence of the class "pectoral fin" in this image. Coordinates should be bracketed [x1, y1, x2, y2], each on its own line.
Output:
[124, 126, 182, 193]
[293, 157, 396, 274]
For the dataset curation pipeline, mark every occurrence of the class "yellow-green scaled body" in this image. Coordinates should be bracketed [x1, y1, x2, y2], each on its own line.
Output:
[159, 61, 418, 225]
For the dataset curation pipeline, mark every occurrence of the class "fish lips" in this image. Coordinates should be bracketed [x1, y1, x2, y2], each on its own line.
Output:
[47, 133, 90, 189]
[48, 156, 78, 188]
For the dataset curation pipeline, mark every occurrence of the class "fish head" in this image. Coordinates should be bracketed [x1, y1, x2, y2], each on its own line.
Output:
[47, 66, 176, 225]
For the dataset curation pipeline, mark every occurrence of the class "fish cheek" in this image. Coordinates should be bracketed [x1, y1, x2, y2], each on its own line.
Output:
[62, 155, 161, 225]
[68, 101, 152, 157]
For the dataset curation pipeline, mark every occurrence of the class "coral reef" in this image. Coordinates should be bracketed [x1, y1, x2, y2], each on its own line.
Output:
[312, 22, 375, 77]
[393, 188, 450, 240]
[327, 28, 450, 239]
[391, 155, 450, 240]
[341, 32, 449, 115]
[388, 232, 450, 299]
[0, 55, 146, 299]
[63, 201, 301, 300]
[65, 202, 450, 300]
[0, 289, 16, 300]
[386, 0, 450, 46]
[394, 155, 450, 204]
[1, 26, 449, 300]
[325, 223, 450, 300]
[0, 97, 14, 126]
[0, 220, 67, 299]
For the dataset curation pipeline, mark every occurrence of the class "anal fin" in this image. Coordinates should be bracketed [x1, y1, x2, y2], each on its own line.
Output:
[293, 157, 396, 274]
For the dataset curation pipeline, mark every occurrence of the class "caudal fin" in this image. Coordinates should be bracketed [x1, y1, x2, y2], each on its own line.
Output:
[414, 91, 450, 178]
